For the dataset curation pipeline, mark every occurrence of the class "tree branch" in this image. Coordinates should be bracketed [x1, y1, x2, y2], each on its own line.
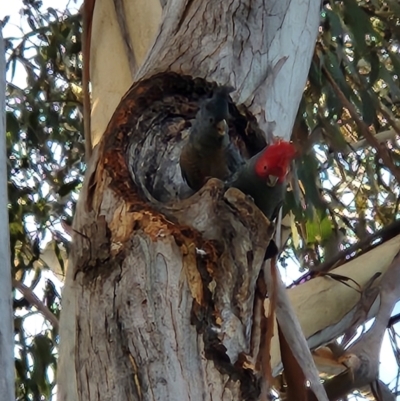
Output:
[349, 128, 398, 152]
[12, 279, 59, 331]
[311, 219, 400, 274]
[263, 260, 329, 400]
[322, 249, 400, 399]
[82, 0, 95, 163]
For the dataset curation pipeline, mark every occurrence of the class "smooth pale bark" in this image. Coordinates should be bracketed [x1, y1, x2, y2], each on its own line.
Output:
[90, 0, 320, 144]
[137, 0, 320, 142]
[268, 234, 400, 374]
[319, 248, 400, 399]
[90, 0, 162, 146]
[0, 28, 15, 401]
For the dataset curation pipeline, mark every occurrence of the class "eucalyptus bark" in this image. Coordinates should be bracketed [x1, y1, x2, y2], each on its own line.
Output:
[58, 1, 322, 400]
[0, 28, 15, 401]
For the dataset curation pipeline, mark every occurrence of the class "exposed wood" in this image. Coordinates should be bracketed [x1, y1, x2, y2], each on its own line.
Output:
[88, 0, 322, 145]
[58, 65, 400, 400]
[0, 27, 14, 401]
[326, 250, 400, 398]
[58, 146, 101, 401]
[12, 279, 59, 330]
[348, 128, 398, 152]
[58, 74, 274, 401]
[278, 326, 315, 401]
[321, 249, 400, 399]
[58, 1, 337, 400]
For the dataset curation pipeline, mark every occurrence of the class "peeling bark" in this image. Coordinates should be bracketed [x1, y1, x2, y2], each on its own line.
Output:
[58, 0, 329, 400]
[59, 74, 276, 401]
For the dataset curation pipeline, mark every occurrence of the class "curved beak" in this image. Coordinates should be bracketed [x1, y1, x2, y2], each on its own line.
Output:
[266, 175, 279, 187]
[216, 119, 228, 136]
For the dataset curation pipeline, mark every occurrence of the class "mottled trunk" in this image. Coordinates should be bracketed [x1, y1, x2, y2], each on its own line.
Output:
[60, 74, 275, 401]
[58, 1, 321, 400]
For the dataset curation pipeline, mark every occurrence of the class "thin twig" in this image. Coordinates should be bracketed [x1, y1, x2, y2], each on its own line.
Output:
[322, 63, 400, 184]
[377, 107, 400, 138]
[350, 128, 398, 151]
[12, 279, 59, 330]
[312, 219, 400, 273]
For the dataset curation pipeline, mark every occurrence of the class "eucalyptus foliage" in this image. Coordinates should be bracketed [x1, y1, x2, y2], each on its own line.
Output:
[4, 1, 83, 399]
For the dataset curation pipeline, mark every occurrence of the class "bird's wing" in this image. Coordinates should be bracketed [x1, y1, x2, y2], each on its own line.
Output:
[179, 143, 204, 190]
[263, 182, 286, 222]
[224, 140, 245, 176]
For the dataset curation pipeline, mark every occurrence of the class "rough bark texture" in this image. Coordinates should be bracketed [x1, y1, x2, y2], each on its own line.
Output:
[57, 66, 400, 400]
[59, 74, 275, 401]
[58, 0, 325, 399]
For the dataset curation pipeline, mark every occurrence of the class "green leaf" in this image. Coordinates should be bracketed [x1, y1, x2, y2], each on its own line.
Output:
[326, 9, 343, 39]
[30, 335, 54, 397]
[343, 0, 381, 57]
[306, 214, 333, 245]
[379, 67, 400, 102]
[297, 154, 326, 215]
[368, 51, 380, 88]
[322, 122, 348, 154]
[324, 85, 343, 118]
[309, 60, 322, 88]
[360, 90, 376, 126]
[9, 222, 24, 236]
[324, 51, 351, 100]
[389, 52, 400, 77]
[57, 178, 81, 197]
[6, 111, 20, 142]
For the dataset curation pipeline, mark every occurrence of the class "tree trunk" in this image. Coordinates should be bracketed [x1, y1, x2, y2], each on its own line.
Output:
[57, 1, 328, 400]
[90, 0, 162, 146]
[0, 27, 15, 401]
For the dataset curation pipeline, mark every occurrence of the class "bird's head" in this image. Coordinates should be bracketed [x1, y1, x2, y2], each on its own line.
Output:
[202, 85, 234, 136]
[254, 140, 297, 185]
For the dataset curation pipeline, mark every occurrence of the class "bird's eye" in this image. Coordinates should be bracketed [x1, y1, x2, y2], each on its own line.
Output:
[209, 117, 214, 123]
[264, 166, 267, 170]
